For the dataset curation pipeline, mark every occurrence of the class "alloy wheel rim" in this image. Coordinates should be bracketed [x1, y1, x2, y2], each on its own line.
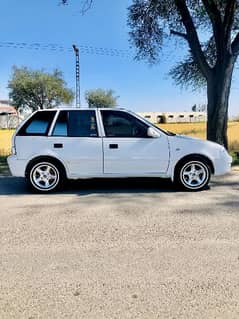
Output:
[31, 163, 59, 190]
[180, 162, 208, 189]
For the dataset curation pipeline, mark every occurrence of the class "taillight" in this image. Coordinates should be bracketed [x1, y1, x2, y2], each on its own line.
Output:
[11, 135, 16, 155]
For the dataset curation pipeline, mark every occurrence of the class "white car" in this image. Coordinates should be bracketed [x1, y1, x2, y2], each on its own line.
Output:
[7, 108, 232, 192]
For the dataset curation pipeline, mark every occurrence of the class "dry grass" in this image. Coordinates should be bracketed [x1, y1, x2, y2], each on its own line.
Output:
[0, 122, 239, 156]
[159, 121, 239, 151]
[0, 129, 15, 156]
[160, 122, 207, 139]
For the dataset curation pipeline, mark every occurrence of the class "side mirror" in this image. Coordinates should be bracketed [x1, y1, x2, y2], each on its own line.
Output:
[147, 127, 161, 138]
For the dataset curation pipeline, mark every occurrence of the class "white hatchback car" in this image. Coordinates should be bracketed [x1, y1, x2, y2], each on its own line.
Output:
[8, 108, 232, 192]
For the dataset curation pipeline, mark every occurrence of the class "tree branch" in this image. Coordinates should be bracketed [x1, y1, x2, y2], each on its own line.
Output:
[60, 0, 93, 14]
[174, 0, 211, 79]
[223, 0, 237, 50]
[201, 0, 222, 25]
[170, 29, 188, 41]
[80, 0, 93, 14]
[201, 0, 223, 58]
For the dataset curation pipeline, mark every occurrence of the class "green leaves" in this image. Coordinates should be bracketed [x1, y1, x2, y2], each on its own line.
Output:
[8, 67, 74, 111]
[128, 0, 239, 81]
[128, 0, 167, 63]
[85, 89, 119, 108]
[169, 54, 207, 90]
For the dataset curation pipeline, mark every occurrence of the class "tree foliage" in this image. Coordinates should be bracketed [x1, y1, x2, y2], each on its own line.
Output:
[85, 89, 119, 108]
[8, 66, 74, 111]
[128, 0, 239, 81]
[128, 0, 239, 148]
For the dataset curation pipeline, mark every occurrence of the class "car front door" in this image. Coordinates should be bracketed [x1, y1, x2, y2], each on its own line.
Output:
[101, 110, 169, 175]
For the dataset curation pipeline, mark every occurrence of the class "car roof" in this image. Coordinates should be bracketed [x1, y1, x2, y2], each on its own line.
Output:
[37, 107, 127, 111]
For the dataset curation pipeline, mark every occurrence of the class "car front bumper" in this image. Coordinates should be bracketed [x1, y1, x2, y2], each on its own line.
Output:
[213, 152, 232, 176]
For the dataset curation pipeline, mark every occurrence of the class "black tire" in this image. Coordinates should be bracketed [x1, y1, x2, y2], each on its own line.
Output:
[174, 157, 211, 191]
[26, 159, 66, 193]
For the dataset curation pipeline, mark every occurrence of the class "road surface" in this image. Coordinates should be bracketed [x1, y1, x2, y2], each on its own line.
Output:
[0, 173, 239, 318]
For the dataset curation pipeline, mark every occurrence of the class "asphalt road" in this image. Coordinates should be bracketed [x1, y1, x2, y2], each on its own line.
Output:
[0, 173, 239, 319]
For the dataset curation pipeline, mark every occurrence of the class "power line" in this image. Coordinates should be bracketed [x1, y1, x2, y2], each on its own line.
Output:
[0, 41, 131, 58]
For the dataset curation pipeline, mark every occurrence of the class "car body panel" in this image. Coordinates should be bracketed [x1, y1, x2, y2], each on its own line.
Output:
[167, 135, 232, 179]
[103, 136, 169, 174]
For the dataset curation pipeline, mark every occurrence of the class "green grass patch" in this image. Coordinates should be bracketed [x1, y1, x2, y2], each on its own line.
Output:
[0, 156, 9, 175]
[231, 152, 239, 166]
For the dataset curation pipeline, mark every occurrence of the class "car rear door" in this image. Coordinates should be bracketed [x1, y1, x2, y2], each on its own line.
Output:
[49, 110, 103, 177]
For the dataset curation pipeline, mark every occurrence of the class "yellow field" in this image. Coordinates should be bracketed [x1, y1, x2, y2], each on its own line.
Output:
[0, 130, 15, 156]
[0, 122, 239, 156]
[159, 122, 239, 150]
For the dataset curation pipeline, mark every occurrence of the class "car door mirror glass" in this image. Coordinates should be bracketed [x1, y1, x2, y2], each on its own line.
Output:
[147, 127, 161, 138]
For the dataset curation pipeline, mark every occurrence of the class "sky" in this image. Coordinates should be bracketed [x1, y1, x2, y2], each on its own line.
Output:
[0, 0, 238, 116]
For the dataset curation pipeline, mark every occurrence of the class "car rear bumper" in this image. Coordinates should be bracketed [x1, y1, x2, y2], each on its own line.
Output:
[7, 155, 27, 177]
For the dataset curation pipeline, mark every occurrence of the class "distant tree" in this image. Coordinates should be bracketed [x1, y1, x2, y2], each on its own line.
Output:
[192, 104, 207, 112]
[192, 104, 197, 112]
[8, 66, 74, 111]
[85, 89, 119, 108]
[199, 104, 207, 112]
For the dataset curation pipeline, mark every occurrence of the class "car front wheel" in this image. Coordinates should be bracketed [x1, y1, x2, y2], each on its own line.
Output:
[175, 159, 211, 191]
[27, 161, 64, 192]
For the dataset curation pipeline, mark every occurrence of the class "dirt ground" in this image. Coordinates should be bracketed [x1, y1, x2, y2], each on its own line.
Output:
[0, 173, 239, 319]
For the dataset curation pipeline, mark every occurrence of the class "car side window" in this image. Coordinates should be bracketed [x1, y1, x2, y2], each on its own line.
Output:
[101, 110, 148, 138]
[52, 110, 98, 137]
[17, 111, 56, 136]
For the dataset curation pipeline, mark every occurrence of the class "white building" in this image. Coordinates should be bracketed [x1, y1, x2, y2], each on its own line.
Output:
[0, 103, 20, 129]
[137, 111, 207, 123]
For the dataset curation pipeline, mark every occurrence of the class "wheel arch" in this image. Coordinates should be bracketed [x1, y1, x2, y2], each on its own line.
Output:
[25, 155, 67, 178]
[172, 154, 215, 181]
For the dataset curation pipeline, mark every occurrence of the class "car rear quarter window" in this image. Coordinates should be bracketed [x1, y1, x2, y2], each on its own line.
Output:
[17, 111, 56, 136]
[52, 110, 98, 137]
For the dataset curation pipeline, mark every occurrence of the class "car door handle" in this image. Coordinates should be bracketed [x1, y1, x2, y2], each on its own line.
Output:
[109, 144, 118, 149]
[54, 143, 63, 148]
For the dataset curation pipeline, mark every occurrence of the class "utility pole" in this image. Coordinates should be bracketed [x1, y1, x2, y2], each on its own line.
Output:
[72, 44, 80, 107]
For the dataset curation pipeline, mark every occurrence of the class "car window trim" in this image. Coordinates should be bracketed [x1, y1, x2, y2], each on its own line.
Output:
[48, 110, 60, 136]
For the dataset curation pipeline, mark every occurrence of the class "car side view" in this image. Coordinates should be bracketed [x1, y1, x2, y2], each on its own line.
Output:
[7, 108, 232, 192]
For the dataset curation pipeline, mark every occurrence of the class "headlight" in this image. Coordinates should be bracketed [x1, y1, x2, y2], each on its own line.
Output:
[219, 146, 227, 154]
[219, 146, 232, 162]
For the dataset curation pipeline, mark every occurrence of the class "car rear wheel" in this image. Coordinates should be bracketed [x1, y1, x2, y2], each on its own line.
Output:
[175, 159, 211, 191]
[27, 161, 64, 192]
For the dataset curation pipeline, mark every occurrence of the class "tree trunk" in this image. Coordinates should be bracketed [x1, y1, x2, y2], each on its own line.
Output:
[207, 60, 234, 149]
